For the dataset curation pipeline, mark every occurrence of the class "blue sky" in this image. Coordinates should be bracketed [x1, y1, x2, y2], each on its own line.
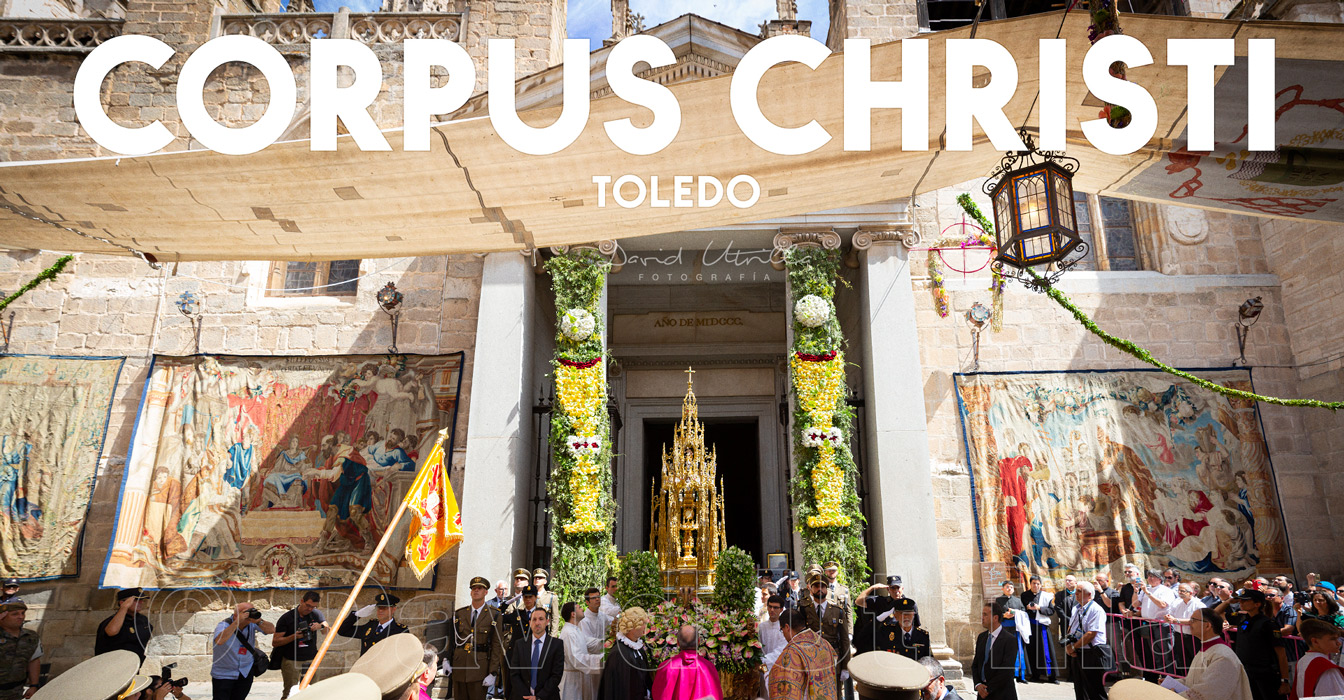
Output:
[568, 0, 830, 49]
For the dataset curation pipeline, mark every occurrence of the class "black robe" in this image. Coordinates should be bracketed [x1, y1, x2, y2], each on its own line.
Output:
[598, 638, 654, 700]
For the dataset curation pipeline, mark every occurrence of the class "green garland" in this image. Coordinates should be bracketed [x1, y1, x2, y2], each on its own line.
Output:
[0, 255, 74, 313]
[784, 247, 871, 589]
[544, 250, 619, 606]
[956, 195, 1342, 411]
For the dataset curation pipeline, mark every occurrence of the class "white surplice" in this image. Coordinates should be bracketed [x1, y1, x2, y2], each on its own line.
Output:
[759, 617, 787, 671]
[600, 593, 622, 622]
[559, 624, 603, 700]
[1179, 642, 1253, 700]
[579, 609, 611, 655]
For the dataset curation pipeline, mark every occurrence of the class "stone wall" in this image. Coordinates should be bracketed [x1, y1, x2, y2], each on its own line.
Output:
[0, 250, 483, 679]
[827, 0, 921, 48]
[909, 181, 1343, 659]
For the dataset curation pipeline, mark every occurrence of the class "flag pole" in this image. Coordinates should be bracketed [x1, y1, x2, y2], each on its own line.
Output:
[298, 428, 449, 689]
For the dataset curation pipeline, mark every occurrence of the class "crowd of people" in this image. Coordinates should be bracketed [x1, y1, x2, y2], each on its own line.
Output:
[968, 567, 1344, 700]
[3, 564, 1343, 700]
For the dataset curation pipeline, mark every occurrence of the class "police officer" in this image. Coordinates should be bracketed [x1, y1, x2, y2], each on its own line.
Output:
[337, 592, 409, 656]
[0, 600, 40, 700]
[879, 598, 930, 662]
[1229, 588, 1291, 700]
[449, 577, 503, 700]
[0, 580, 20, 606]
[95, 588, 152, 662]
[503, 585, 543, 651]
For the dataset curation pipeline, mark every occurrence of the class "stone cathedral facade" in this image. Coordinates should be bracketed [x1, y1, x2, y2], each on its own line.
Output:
[1, 0, 1342, 683]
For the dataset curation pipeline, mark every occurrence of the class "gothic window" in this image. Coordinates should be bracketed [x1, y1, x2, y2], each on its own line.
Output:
[266, 260, 361, 297]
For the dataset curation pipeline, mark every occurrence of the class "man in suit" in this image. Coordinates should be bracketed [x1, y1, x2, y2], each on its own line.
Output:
[507, 607, 564, 700]
[972, 600, 1020, 700]
[799, 570, 851, 696]
[449, 576, 504, 700]
[336, 592, 410, 656]
[919, 656, 964, 700]
[503, 586, 543, 652]
[1053, 575, 1079, 681]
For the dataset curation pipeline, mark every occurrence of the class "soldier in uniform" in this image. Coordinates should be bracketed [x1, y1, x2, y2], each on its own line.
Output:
[823, 561, 850, 609]
[0, 600, 40, 700]
[533, 568, 561, 635]
[799, 571, 851, 696]
[505, 569, 530, 608]
[503, 586, 544, 652]
[449, 577, 504, 700]
[878, 598, 930, 662]
[337, 592, 410, 656]
[29, 650, 148, 700]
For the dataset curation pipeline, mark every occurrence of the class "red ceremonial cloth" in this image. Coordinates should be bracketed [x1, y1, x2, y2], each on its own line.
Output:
[653, 651, 724, 700]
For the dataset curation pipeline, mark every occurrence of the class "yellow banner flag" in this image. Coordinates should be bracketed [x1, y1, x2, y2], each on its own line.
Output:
[404, 431, 462, 580]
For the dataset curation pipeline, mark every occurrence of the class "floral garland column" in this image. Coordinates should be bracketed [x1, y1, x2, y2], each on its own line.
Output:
[783, 246, 870, 587]
[545, 249, 617, 601]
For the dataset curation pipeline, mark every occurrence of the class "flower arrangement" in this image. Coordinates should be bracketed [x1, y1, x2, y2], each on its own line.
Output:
[782, 247, 870, 588]
[616, 551, 667, 610]
[926, 216, 1004, 332]
[792, 294, 831, 328]
[713, 546, 759, 616]
[640, 600, 764, 675]
[560, 307, 596, 341]
[545, 249, 618, 606]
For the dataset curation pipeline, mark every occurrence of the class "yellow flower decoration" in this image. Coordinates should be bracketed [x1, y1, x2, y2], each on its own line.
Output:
[790, 351, 851, 529]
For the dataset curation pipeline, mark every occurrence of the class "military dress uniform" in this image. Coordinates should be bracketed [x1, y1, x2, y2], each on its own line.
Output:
[800, 572, 852, 697]
[452, 577, 505, 700]
[337, 592, 410, 656]
[873, 598, 930, 662]
[532, 568, 561, 635]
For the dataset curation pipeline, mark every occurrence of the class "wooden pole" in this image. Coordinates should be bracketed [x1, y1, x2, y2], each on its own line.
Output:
[298, 431, 445, 689]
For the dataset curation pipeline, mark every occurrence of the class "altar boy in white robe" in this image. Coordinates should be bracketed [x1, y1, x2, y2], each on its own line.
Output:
[1161, 607, 1252, 700]
[579, 588, 611, 655]
[560, 602, 603, 700]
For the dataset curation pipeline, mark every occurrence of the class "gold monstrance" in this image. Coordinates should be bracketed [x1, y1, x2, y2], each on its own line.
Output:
[650, 367, 727, 592]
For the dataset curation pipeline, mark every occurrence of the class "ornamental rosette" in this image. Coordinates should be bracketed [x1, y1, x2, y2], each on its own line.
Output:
[560, 307, 596, 341]
[566, 434, 603, 458]
[793, 294, 830, 328]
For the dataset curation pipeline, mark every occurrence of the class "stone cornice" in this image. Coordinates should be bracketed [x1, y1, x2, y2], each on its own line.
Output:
[0, 18, 122, 54]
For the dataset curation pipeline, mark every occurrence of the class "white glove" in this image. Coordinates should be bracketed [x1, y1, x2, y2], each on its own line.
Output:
[841, 670, 850, 682]
[356, 604, 377, 618]
[876, 609, 894, 622]
[441, 659, 452, 674]
[483, 674, 495, 687]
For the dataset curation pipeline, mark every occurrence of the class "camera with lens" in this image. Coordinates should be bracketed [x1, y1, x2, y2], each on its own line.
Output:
[1294, 590, 1313, 606]
[1062, 632, 1082, 646]
[247, 609, 263, 620]
[160, 663, 189, 688]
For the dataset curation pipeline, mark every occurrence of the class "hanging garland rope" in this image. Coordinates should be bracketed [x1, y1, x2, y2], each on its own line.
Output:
[0, 255, 74, 313]
[956, 194, 1342, 411]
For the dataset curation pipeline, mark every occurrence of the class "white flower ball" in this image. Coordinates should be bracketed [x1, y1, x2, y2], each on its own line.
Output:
[560, 308, 597, 341]
[794, 295, 831, 328]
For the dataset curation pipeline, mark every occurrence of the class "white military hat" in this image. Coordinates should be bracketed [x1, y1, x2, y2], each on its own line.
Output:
[290, 673, 382, 700]
[847, 650, 930, 699]
[1110, 678, 1185, 700]
[32, 650, 139, 700]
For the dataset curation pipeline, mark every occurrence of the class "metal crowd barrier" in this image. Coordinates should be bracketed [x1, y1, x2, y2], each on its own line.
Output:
[1101, 612, 1309, 684]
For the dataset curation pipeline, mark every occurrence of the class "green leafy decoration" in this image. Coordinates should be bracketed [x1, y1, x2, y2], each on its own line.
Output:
[783, 247, 871, 589]
[0, 255, 74, 313]
[545, 250, 619, 605]
[616, 550, 666, 611]
[956, 194, 1342, 411]
[712, 546, 758, 615]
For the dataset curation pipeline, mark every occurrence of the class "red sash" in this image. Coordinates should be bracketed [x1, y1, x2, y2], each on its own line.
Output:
[1292, 655, 1344, 700]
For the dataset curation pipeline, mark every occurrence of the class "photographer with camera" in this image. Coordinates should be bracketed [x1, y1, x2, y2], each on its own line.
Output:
[211, 602, 275, 700]
[147, 664, 193, 700]
[272, 592, 327, 700]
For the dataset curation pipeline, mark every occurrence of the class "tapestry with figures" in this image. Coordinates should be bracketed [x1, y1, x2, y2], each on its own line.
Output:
[955, 369, 1290, 585]
[102, 353, 463, 590]
[0, 354, 125, 580]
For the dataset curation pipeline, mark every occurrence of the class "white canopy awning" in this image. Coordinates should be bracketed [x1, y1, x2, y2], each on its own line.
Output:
[2, 12, 1341, 261]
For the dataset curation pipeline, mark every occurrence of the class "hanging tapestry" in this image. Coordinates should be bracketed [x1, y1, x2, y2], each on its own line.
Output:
[955, 368, 1289, 584]
[102, 353, 463, 590]
[0, 354, 125, 580]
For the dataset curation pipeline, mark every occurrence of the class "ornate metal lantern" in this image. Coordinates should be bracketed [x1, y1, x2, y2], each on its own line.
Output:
[984, 131, 1086, 291]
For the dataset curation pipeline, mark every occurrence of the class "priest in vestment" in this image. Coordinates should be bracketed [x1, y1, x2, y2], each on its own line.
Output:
[1170, 608, 1252, 700]
[559, 603, 603, 700]
[769, 609, 838, 700]
[653, 625, 723, 700]
[598, 607, 655, 700]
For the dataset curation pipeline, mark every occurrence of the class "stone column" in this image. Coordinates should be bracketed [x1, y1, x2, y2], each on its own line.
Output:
[853, 222, 959, 671]
[454, 252, 536, 605]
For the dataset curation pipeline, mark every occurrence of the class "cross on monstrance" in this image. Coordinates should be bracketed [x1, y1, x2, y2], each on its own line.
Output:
[685, 366, 695, 388]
